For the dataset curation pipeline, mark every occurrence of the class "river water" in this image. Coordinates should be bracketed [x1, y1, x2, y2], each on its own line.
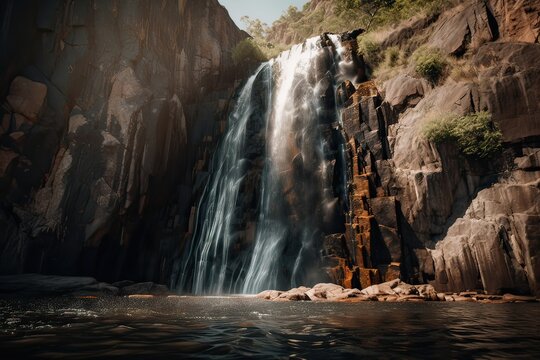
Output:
[1, 297, 539, 359]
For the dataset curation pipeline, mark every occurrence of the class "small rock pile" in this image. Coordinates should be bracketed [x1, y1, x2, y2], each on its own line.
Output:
[257, 280, 540, 303]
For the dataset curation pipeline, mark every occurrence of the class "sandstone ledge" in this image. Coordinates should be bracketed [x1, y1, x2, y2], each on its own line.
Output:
[257, 280, 540, 304]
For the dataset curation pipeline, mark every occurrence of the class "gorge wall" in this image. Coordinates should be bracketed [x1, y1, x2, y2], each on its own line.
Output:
[0, 0, 248, 283]
[177, 0, 540, 296]
[325, 0, 540, 296]
[1, 0, 539, 297]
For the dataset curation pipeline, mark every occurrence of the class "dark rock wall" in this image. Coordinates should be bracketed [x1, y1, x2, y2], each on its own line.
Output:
[0, 0, 247, 283]
[1, 0, 538, 296]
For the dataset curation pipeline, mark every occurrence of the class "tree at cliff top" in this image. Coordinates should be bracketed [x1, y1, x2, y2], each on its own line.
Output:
[244, 0, 455, 53]
[336, 0, 396, 30]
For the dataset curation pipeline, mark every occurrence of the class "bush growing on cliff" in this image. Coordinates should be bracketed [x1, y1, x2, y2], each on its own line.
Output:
[423, 111, 503, 158]
[357, 35, 381, 66]
[412, 46, 448, 84]
[385, 46, 401, 67]
[337, 0, 453, 30]
[232, 39, 267, 66]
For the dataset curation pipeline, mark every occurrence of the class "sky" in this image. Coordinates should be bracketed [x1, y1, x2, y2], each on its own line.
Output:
[218, 0, 309, 30]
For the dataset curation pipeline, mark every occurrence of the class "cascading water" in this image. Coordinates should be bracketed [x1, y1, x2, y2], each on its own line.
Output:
[177, 34, 359, 294]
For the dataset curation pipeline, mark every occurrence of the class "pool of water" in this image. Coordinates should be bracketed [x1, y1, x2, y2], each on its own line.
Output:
[0, 296, 539, 359]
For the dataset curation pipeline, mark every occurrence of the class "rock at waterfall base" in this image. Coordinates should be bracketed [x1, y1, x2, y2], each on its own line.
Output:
[0, 274, 171, 298]
[257, 280, 540, 303]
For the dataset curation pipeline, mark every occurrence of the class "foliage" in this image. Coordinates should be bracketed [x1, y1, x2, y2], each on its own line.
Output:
[357, 35, 381, 66]
[239, 0, 456, 60]
[231, 39, 267, 66]
[449, 59, 478, 82]
[241, 16, 269, 39]
[385, 46, 400, 67]
[336, 0, 396, 30]
[412, 46, 448, 84]
[336, 0, 452, 30]
[423, 111, 503, 158]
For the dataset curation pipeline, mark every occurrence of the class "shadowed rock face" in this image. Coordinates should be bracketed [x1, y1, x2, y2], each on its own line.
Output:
[0, 0, 247, 283]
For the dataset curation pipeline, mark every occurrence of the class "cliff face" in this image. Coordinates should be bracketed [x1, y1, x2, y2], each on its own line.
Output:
[1, 0, 539, 297]
[0, 0, 247, 283]
[331, 0, 540, 295]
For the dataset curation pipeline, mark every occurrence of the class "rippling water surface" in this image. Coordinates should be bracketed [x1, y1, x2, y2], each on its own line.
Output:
[0, 296, 539, 359]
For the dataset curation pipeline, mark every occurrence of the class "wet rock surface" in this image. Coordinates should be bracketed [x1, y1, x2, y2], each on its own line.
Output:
[258, 280, 540, 303]
[0, 274, 171, 298]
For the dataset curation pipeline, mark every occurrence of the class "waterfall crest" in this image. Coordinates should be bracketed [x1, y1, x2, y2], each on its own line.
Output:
[178, 34, 355, 294]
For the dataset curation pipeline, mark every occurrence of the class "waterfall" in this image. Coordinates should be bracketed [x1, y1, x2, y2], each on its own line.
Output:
[177, 34, 355, 294]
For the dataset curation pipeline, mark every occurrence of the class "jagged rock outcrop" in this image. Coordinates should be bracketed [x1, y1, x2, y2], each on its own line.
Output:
[490, 0, 540, 43]
[427, 1, 499, 56]
[431, 170, 540, 295]
[330, 0, 540, 296]
[0, 0, 247, 283]
[1, 0, 538, 297]
[474, 42, 540, 142]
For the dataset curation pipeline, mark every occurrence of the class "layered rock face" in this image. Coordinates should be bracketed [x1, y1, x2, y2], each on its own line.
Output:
[328, 0, 540, 295]
[0, 0, 247, 283]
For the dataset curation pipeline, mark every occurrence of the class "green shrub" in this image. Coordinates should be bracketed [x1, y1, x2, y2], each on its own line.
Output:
[423, 111, 503, 158]
[357, 35, 381, 66]
[423, 114, 455, 143]
[385, 46, 400, 67]
[412, 46, 448, 84]
[231, 39, 267, 66]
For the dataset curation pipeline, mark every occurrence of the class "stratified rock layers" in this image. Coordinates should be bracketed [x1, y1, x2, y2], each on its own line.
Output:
[0, 0, 538, 296]
[0, 0, 247, 283]
[329, 1, 540, 296]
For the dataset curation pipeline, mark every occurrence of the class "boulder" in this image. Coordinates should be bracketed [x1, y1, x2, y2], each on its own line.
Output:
[305, 283, 362, 301]
[6, 76, 47, 122]
[361, 278, 401, 296]
[275, 287, 312, 301]
[514, 149, 540, 170]
[72, 282, 120, 297]
[416, 284, 439, 301]
[0, 274, 108, 297]
[112, 280, 135, 288]
[502, 294, 538, 303]
[397, 295, 426, 302]
[256, 290, 283, 300]
[427, 2, 497, 56]
[361, 279, 440, 300]
[120, 282, 170, 296]
[382, 75, 429, 112]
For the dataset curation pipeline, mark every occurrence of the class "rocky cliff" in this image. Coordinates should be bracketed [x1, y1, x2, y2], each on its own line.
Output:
[1, 0, 539, 297]
[0, 0, 247, 283]
[328, 0, 540, 296]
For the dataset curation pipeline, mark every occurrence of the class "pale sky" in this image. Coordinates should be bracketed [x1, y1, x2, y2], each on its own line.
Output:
[219, 0, 309, 30]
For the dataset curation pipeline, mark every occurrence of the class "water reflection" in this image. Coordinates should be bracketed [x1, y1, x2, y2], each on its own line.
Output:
[0, 297, 539, 359]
